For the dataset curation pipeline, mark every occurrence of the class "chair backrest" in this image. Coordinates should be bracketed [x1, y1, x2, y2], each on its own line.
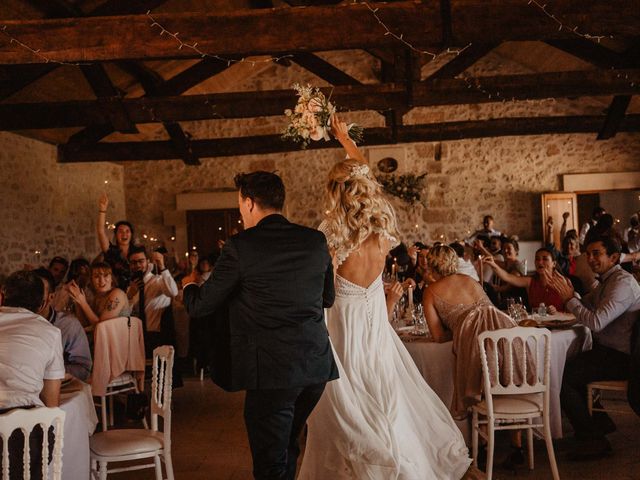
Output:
[92, 316, 146, 397]
[150, 346, 174, 443]
[0, 407, 65, 480]
[478, 327, 551, 412]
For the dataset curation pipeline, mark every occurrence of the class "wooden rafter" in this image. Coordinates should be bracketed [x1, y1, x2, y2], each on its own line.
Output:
[290, 53, 361, 86]
[57, 114, 640, 162]
[2, 1, 638, 64]
[597, 95, 632, 140]
[4, 69, 640, 131]
[425, 43, 497, 80]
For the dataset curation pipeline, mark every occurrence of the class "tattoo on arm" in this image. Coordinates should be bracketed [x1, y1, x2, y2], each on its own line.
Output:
[106, 297, 120, 312]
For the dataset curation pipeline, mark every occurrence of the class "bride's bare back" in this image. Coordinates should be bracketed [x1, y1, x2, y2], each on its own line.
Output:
[336, 233, 390, 289]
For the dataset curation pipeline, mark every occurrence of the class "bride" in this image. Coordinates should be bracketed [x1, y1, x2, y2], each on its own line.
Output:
[298, 117, 477, 479]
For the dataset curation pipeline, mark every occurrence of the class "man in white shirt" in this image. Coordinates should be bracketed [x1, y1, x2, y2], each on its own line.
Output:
[0, 270, 65, 479]
[465, 215, 501, 245]
[0, 270, 65, 410]
[549, 235, 640, 459]
[127, 245, 178, 354]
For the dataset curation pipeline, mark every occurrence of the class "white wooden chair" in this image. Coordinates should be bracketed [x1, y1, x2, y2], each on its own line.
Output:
[90, 345, 175, 480]
[471, 327, 559, 480]
[0, 407, 66, 480]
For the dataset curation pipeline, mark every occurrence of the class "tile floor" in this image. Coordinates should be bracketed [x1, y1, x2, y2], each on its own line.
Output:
[110, 376, 640, 480]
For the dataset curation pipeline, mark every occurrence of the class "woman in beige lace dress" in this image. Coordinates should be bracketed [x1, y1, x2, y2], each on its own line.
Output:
[422, 245, 518, 419]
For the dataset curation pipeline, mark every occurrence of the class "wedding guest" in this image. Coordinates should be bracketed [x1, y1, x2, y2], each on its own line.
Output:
[624, 214, 640, 253]
[47, 256, 69, 289]
[52, 257, 91, 313]
[0, 270, 65, 480]
[68, 261, 130, 326]
[579, 206, 606, 246]
[96, 193, 134, 290]
[127, 245, 178, 355]
[548, 235, 640, 459]
[449, 242, 480, 282]
[466, 215, 501, 244]
[34, 268, 92, 382]
[484, 247, 565, 313]
[403, 244, 431, 304]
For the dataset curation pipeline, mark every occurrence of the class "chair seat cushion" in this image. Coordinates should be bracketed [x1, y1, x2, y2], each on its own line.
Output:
[91, 429, 164, 456]
[108, 373, 135, 387]
[475, 393, 543, 415]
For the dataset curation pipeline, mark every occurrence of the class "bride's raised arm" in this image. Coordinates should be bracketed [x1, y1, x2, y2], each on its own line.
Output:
[331, 114, 366, 164]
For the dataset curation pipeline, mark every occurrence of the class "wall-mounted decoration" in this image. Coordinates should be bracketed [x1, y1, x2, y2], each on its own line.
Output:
[377, 173, 428, 205]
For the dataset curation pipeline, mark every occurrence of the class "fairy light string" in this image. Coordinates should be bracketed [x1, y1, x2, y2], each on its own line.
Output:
[0, 25, 87, 66]
[146, 12, 294, 67]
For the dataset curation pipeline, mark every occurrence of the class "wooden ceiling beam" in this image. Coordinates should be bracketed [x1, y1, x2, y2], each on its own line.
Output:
[2, 1, 638, 64]
[290, 53, 362, 86]
[57, 114, 640, 162]
[425, 43, 498, 80]
[597, 95, 632, 140]
[5, 69, 640, 130]
[79, 63, 138, 133]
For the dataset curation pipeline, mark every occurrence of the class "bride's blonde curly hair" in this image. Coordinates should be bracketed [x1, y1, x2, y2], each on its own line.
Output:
[322, 159, 400, 257]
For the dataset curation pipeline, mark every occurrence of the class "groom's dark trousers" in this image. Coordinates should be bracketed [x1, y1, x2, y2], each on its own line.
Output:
[183, 214, 338, 480]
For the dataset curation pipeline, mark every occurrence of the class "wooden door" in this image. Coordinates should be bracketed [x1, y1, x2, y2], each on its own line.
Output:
[186, 209, 243, 257]
[541, 192, 578, 248]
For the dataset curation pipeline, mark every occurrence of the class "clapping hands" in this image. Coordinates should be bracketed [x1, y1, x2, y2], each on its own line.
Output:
[67, 280, 87, 305]
[544, 269, 574, 303]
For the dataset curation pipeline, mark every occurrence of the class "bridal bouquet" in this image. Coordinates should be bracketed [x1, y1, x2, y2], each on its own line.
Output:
[282, 83, 363, 149]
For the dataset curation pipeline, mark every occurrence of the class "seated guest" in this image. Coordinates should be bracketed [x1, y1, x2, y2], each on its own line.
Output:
[127, 246, 179, 354]
[0, 270, 65, 480]
[579, 206, 606, 246]
[490, 237, 527, 308]
[402, 244, 430, 305]
[484, 247, 565, 313]
[549, 235, 640, 459]
[68, 261, 130, 325]
[53, 257, 91, 313]
[422, 246, 520, 417]
[449, 242, 479, 282]
[47, 256, 69, 291]
[34, 268, 92, 382]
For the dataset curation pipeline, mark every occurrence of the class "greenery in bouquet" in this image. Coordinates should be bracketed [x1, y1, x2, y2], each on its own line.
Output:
[376, 172, 428, 205]
[282, 84, 364, 149]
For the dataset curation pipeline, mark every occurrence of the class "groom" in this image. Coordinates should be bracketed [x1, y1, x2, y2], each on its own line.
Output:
[182, 171, 338, 480]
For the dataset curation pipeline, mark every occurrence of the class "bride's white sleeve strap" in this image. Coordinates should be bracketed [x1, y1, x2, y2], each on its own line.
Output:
[374, 227, 400, 250]
[318, 220, 349, 267]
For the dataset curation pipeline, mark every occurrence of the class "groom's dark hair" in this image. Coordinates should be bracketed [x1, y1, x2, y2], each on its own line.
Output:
[234, 171, 285, 211]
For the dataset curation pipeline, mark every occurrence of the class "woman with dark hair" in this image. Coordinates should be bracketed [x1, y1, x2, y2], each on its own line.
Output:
[96, 193, 135, 290]
[484, 247, 566, 313]
[53, 257, 92, 312]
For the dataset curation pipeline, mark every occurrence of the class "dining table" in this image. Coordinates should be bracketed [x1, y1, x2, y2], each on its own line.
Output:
[59, 377, 98, 480]
[399, 318, 592, 439]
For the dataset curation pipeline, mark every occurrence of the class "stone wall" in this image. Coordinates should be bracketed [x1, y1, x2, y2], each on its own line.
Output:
[0, 132, 126, 279]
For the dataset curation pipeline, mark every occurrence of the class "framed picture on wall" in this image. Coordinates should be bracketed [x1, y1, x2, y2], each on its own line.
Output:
[541, 192, 578, 248]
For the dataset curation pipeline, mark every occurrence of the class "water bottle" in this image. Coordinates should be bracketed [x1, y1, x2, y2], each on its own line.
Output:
[537, 303, 547, 317]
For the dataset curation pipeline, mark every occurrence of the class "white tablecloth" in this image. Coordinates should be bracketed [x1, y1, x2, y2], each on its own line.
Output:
[402, 325, 592, 438]
[59, 379, 98, 480]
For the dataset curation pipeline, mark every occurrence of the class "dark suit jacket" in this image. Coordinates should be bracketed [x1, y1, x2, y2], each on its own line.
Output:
[183, 214, 338, 391]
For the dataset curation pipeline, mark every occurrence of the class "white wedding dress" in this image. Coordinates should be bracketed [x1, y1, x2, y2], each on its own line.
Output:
[298, 271, 472, 479]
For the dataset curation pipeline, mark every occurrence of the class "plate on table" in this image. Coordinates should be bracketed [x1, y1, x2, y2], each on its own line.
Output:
[537, 318, 578, 330]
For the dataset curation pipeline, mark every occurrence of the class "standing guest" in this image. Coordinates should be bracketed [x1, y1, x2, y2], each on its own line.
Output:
[96, 193, 135, 290]
[33, 268, 92, 382]
[484, 247, 565, 313]
[127, 245, 179, 354]
[548, 235, 640, 459]
[579, 206, 606, 246]
[0, 270, 65, 480]
[466, 215, 501, 244]
[624, 214, 640, 253]
[68, 261, 130, 326]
